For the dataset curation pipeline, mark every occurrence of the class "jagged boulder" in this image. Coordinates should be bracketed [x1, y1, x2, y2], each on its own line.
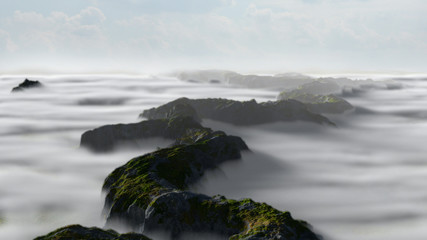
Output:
[11, 79, 43, 92]
[140, 98, 334, 126]
[80, 116, 208, 152]
[34, 224, 151, 240]
[103, 132, 249, 227]
[102, 132, 320, 239]
[144, 192, 319, 240]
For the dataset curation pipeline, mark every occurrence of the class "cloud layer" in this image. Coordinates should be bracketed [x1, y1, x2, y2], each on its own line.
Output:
[0, 0, 426, 73]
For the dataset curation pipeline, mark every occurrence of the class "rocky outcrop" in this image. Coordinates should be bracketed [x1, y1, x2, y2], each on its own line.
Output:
[175, 70, 314, 89]
[81, 98, 334, 152]
[34, 224, 151, 240]
[11, 79, 42, 92]
[102, 131, 320, 239]
[144, 192, 319, 240]
[278, 91, 353, 114]
[277, 81, 353, 114]
[80, 116, 208, 152]
[291, 81, 341, 95]
[76, 98, 322, 239]
[103, 132, 249, 227]
[141, 98, 334, 126]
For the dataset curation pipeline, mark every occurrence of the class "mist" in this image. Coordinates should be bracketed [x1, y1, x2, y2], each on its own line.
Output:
[1, 74, 427, 240]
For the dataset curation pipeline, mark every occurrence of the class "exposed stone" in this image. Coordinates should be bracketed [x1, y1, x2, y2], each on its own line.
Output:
[140, 98, 334, 126]
[80, 116, 207, 152]
[11, 79, 42, 92]
[102, 131, 320, 239]
[33, 224, 151, 240]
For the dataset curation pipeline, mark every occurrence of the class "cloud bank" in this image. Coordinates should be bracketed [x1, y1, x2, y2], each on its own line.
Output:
[0, 0, 426, 73]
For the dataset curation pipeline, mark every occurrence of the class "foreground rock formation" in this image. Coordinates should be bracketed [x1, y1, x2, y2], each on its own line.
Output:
[34, 224, 151, 240]
[11, 79, 42, 92]
[141, 97, 334, 126]
[102, 131, 320, 239]
[44, 98, 322, 240]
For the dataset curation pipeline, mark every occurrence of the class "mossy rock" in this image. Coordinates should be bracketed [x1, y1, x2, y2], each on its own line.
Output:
[102, 130, 320, 239]
[278, 90, 353, 114]
[33, 224, 151, 240]
[140, 97, 334, 126]
[144, 192, 320, 240]
[103, 131, 249, 230]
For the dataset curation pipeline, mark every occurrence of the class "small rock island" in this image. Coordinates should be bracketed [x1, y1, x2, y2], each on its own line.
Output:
[11, 79, 43, 92]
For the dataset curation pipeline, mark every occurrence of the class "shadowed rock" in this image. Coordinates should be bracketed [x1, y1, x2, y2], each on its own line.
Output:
[11, 79, 42, 92]
[80, 116, 212, 152]
[102, 133, 320, 240]
[34, 224, 151, 240]
[175, 70, 314, 89]
[140, 97, 334, 126]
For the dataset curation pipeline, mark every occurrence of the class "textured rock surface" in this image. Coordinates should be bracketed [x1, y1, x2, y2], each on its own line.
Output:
[34, 224, 151, 240]
[277, 81, 353, 114]
[103, 132, 249, 227]
[278, 91, 353, 114]
[140, 97, 334, 126]
[144, 192, 320, 240]
[102, 132, 320, 240]
[80, 116, 208, 152]
[11, 79, 42, 92]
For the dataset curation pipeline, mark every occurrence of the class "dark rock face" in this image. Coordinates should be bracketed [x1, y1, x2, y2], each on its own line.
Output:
[103, 132, 249, 228]
[176, 70, 314, 89]
[33, 224, 151, 240]
[77, 97, 321, 240]
[11, 79, 42, 92]
[140, 98, 334, 126]
[80, 116, 207, 152]
[144, 192, 319, 240]
[102, 131, 320, 240]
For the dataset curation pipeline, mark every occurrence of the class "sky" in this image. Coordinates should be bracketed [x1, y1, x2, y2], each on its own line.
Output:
[0, 0, 426, 74]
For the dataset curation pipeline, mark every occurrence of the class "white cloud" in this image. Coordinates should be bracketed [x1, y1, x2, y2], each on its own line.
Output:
[3, 7, 108, 56]
[0, 29, 18, 52]
[75, 6, 106, 25]
[0, 0, 426, 72]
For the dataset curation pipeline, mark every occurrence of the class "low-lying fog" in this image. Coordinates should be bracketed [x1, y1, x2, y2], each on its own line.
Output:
[0, 74, 426, 240]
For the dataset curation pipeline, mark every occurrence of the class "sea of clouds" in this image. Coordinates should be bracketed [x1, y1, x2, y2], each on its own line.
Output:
[0, 74, 426, 240]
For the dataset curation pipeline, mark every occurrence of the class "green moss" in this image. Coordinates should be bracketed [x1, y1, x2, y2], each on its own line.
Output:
[33, 224, 151, 240]
[102, 125, 317, 239]
[103, 132, 236, 211]
[279, 90, 344, 104]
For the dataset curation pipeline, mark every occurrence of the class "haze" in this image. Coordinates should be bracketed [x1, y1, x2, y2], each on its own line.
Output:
[1, 0, 427, 74]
